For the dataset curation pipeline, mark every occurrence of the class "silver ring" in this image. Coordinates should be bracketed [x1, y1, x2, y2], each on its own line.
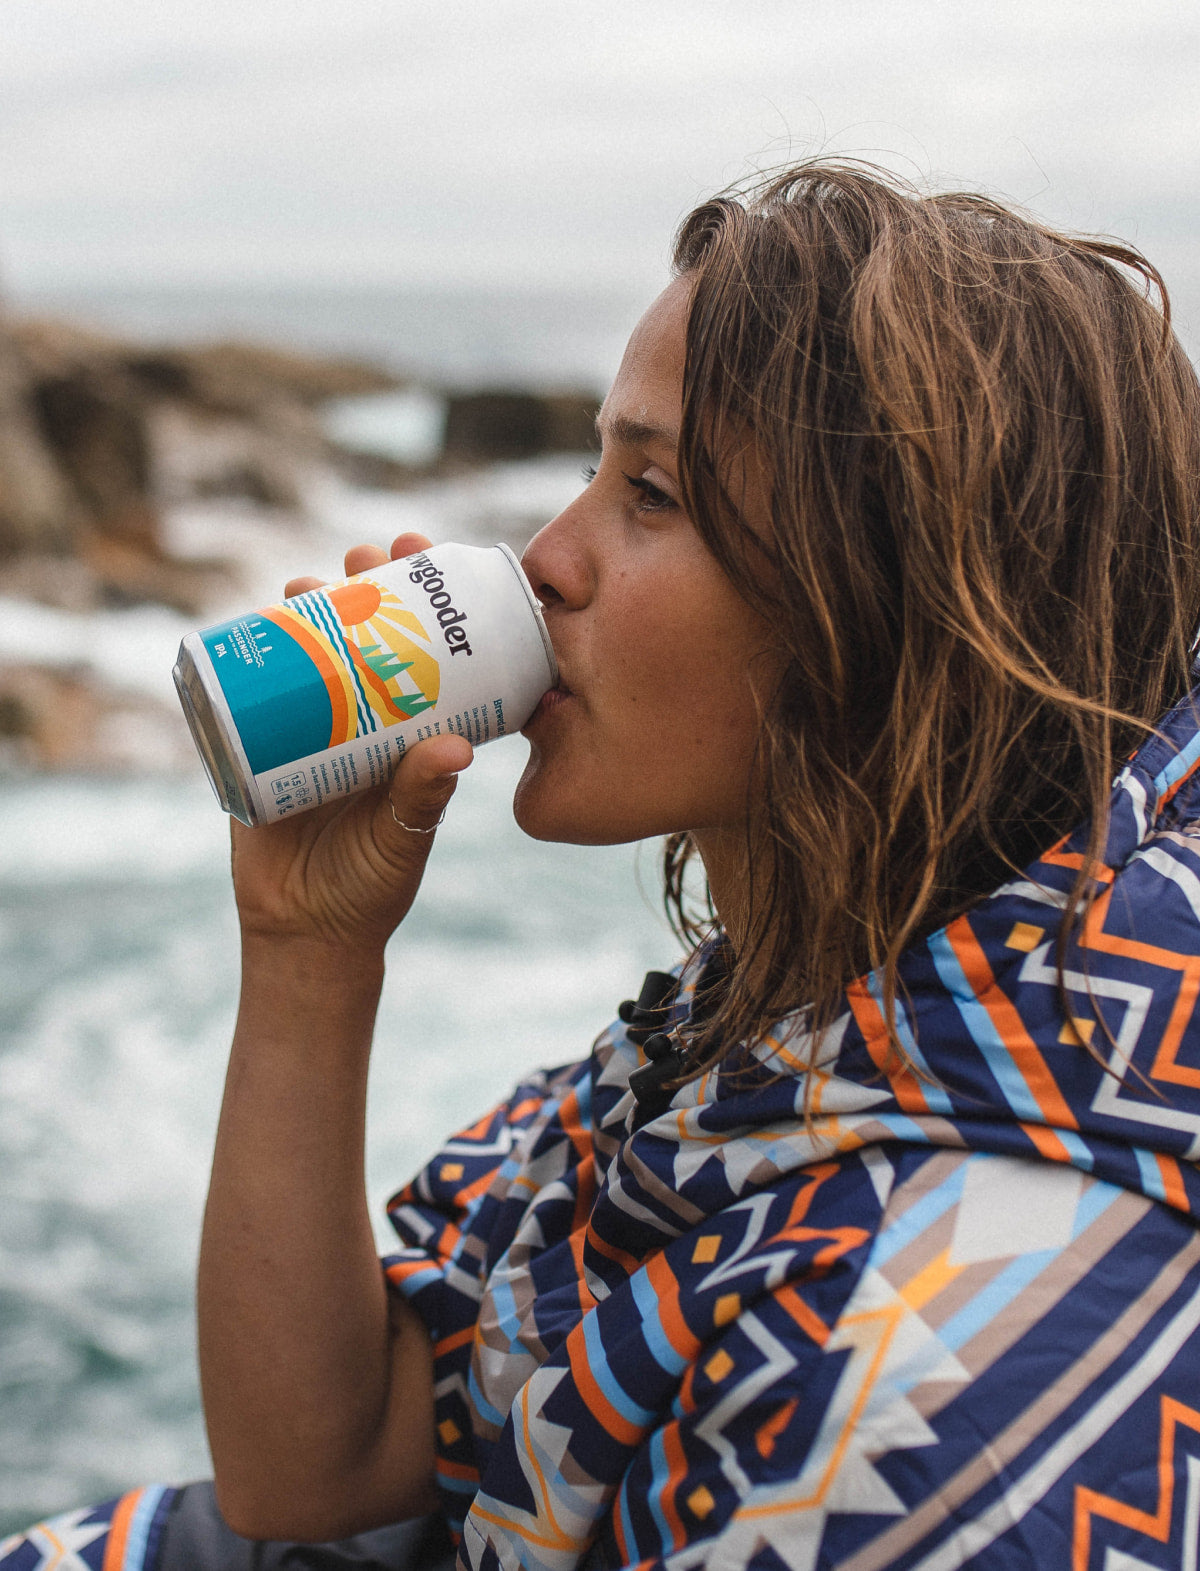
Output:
[390, 801, 446, 834]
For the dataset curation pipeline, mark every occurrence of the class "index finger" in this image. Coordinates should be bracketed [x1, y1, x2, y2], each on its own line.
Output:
[390, 532, 433, 560]
[344, 543, 392, 577]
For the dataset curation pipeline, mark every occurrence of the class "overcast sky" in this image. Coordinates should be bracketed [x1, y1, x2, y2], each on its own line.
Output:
[1, 0, 1197, 339]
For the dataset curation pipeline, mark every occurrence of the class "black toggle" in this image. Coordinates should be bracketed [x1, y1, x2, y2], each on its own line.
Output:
[641, 1032, 675, 1061]
[628, 1043, 692, 1121]
[617, 970, 680, 1044]
[618, 970, 690, 1123]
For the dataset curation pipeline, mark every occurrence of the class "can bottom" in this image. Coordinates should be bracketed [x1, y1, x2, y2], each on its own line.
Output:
[173, 655, 260, 826]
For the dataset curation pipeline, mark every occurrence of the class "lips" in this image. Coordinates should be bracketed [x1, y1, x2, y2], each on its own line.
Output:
[524, 680, 573, 730]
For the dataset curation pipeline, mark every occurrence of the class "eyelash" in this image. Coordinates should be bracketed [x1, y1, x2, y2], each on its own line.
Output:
[579, 462, 675, 513]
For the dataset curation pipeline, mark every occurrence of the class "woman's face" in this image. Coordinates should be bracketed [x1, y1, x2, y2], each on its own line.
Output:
[515, 276, 776, 853]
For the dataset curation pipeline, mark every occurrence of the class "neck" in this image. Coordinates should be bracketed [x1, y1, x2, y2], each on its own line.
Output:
[691, 826, 753, 953]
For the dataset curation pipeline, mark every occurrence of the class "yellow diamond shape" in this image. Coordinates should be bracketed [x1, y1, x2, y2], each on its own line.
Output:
[1006, 922, 1045, 952]
[692, 1235, 721, 1264]
[714, 1293, 741, 1328]
[687, 1485, 716, 1520]
[704, 1349, 734, 1383]
[440, 1162, 464, 1181]
[438, 1418, 461, 1446]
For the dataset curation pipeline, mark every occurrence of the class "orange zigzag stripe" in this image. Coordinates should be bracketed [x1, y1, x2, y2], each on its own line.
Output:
[1073, 1394, 1200, 1570]
[946, 916, 1079, 1143]
[1078, 887, 1200, 1092]
[846, 981, 932, 1114]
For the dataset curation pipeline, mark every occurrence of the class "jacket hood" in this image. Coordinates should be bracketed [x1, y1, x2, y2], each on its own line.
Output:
[595, 686, 1200, 1232]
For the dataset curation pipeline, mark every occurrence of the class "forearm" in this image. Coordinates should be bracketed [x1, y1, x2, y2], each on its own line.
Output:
[198, 937, 437, 1539]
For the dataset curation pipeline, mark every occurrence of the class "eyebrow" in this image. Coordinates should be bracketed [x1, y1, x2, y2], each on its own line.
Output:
[594, 411, 680, 452]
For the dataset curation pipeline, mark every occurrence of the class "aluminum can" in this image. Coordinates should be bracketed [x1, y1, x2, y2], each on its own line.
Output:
[173, 541, 557, 826]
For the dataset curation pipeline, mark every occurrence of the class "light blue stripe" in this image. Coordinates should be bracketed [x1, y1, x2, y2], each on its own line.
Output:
[866, 1112, 939, 1147]
[121, 1486, 168, 1571]
[574, 1074, 593, 1126]
[487, 1275, 524, 1356]
[631, 1269, 689, 1377]
[866, 970, 956, 1115]
[617, 1478, 638, 1563]
[644, 1428, 675, 1559]
[1136, 1146, 1167, 1202]
[1071, 1177, 1119, 1238]
[387, 1263, 443, 1295]
[467, 1363, 507, 1427]
[928, 931, 1046, 1125]
[868, 1164, 967, 1267]
[1055, 1128, 1095, 1172]
[582, 1309, 655, 1426]
[1152, 727, 1200, 799]
[936, 1249, 1060, 1353]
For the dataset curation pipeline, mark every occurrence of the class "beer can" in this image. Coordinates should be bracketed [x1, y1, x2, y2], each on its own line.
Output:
[173, 541, 557, 826]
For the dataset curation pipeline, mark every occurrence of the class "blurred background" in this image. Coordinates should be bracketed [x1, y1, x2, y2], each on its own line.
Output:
[1, 0, 1197, 1534]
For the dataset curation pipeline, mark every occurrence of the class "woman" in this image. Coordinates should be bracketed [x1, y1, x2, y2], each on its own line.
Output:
[8, 160, 1200, 1571]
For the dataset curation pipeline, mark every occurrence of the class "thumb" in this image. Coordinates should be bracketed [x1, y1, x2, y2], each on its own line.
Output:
[384, 734, 474, 838]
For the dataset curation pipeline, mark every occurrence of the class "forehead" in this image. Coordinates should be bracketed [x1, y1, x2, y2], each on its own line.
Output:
[597, 277, 690, 446]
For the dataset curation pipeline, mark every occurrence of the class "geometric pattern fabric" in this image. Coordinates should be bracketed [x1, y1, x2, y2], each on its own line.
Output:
[382, 689, 1200, 1568]
[10, 691, 1200, 1569]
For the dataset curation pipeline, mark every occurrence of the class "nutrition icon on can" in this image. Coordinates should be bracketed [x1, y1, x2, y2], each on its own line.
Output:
[173, 541, 557, 826]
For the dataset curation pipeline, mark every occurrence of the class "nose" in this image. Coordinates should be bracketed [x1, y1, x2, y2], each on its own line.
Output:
[520, 497, 592, 612]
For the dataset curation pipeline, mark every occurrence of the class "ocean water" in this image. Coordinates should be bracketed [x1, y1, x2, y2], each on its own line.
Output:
[0, 285, 676, 1534]
[0, 748, 676, 1533]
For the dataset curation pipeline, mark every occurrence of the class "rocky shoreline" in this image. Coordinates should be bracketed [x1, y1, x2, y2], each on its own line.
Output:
[0, 308, 597, 772]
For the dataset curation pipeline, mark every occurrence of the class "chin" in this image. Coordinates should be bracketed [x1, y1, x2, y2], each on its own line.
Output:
[512, 753, 566, 841]
[512, 756, 635, 846]
[512, 782, 600, 844]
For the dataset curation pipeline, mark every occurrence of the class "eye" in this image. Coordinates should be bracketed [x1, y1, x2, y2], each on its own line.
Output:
[624, 473, 676, 513]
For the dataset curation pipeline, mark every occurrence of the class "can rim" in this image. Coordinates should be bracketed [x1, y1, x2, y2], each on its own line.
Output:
[493, 541, 559, 687]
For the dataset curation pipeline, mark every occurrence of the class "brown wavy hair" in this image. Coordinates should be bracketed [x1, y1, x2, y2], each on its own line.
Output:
[664, 161, 1200, 1079]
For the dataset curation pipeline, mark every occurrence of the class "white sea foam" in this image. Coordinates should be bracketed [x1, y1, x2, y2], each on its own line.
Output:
[0, 726, 675, 1529]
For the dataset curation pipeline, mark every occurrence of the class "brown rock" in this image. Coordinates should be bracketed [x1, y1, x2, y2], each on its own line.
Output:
[0, 661, 114, 771]
[0, 659, 188, 772]
[442, 389, 598, 462]
[157, 340, 399, 412]
[0, 313, 75, 558]
[30, 366, 153, 542]
[0, 315, 403, 609]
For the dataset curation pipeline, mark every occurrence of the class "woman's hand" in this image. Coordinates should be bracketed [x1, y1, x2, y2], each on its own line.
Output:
[228, 532, 473, 956]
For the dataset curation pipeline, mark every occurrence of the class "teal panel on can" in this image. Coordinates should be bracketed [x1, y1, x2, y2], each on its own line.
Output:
[201, 615, 334, 776]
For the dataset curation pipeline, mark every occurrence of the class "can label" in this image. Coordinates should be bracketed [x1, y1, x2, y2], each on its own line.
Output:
[176, 542, 556, 825]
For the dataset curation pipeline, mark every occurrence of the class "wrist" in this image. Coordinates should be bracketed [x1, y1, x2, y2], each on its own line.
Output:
[239, 926, 386, 963]
[239, 932, 387, 1006]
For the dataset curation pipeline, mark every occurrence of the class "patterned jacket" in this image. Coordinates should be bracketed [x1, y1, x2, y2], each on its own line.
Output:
[384, 688, 1200, 1571]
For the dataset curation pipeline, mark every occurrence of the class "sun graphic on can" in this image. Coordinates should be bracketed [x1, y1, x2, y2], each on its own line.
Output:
[325, 577, 442, 726]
